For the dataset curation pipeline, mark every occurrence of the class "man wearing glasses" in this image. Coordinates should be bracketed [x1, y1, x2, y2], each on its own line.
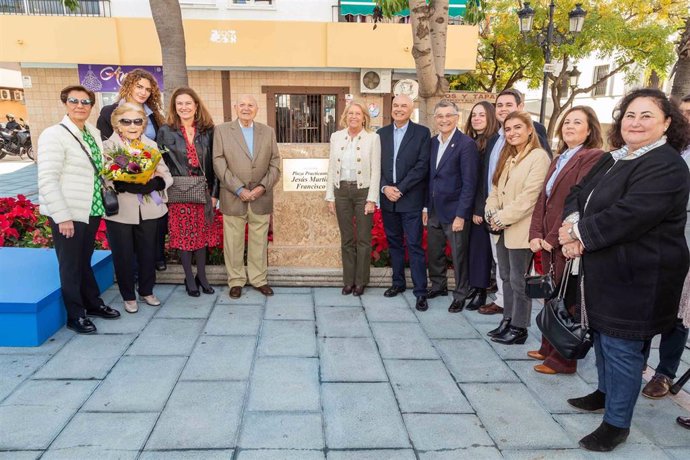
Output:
[423, 100, 479, 313]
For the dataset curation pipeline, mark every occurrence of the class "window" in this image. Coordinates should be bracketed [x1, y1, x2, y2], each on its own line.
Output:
[592, 65, 610, 97]
[273, 94, 337, 143]
[231, 0, 273, 6]
[0, 0, 108, 16]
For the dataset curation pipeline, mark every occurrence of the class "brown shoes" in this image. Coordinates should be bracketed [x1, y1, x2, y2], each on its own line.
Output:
[534, 364, 558, 375]
[352, 285, 365, 296]
[229, 286, 242, 299]
[642, 374, 672, 399]
[254, 284, 274, 296]
[342, 285, 354, 295]
[527, 350, 546, 360]
[478, 303, 504, 315]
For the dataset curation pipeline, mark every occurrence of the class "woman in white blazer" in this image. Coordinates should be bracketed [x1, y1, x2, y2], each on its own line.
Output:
[37, 85, 122, 334]
[326, 101, 381, 296]
[103, 103, 173, 314]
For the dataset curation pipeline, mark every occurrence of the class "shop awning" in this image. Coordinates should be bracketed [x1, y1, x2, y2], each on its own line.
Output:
[340, 0, 467, 18]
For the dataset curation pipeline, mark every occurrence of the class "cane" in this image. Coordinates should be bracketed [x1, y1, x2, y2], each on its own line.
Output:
[670, 367, 690, 395]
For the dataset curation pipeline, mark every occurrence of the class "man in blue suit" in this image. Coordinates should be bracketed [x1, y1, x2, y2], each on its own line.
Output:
[424, 100, 479, 313]
[378, 95, 431, 311]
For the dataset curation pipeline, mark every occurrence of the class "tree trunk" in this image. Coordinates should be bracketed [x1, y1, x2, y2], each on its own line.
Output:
[149, 0, 188, 93]
[671, 17, 690, 100]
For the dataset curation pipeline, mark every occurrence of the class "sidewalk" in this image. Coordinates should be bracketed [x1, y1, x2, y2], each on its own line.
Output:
[0, 286, 688, 459]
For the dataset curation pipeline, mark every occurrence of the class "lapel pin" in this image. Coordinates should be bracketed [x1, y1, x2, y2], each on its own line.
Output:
[451, 144, 455, 148]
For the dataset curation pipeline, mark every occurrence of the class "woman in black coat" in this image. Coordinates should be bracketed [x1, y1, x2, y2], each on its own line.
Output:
[558, 88, 690, 452]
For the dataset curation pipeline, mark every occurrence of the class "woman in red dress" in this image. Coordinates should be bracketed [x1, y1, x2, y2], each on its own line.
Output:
[157, 87, 220, 296]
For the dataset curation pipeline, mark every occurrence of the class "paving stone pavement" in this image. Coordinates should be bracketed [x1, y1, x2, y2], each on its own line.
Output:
[1, 285, 689, 459]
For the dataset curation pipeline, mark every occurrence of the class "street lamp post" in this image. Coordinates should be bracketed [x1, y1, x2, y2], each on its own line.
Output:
[517, 2, 587, 125]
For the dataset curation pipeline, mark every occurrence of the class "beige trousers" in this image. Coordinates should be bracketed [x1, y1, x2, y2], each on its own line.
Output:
[222, 205, 270, 288]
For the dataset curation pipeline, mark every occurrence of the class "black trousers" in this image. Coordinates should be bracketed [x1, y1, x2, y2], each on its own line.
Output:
[105, 218, 158, 301]
[381, 209, 427, 297]
[427, 211, 470, 300]
[155, 213, 168, 263]
[49, 216, 104, 321]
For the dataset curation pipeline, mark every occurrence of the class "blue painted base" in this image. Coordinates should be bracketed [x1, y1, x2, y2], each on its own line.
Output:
[0, 247, 113, 347]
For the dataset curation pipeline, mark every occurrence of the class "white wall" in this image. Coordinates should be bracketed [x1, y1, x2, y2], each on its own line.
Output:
[110, 0, 336, 21]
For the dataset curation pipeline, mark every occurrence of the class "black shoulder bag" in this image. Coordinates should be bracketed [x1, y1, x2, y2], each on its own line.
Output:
[524, 252, 556, 299]
[60, 124, 119, 217]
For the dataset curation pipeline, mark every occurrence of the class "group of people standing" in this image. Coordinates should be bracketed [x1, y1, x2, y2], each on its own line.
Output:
[325, 88, 690, 451]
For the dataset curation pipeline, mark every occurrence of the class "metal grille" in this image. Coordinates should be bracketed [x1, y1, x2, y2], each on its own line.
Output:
[275, 93, 337, 143]
[0, 0, 110, 16]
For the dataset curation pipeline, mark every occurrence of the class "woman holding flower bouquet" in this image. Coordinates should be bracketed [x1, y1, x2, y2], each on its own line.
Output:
[157, 87, 219, 297]
[103, 103, 172, 313]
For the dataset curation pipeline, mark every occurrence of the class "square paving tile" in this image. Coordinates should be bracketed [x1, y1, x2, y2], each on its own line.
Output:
[180, 335, 256, 381]
[462, 383, 572, 450]
[42, 412, 158, 459]
[384, 359, 473, 413]
[0, 327, 74, 356]
[155, 288, 217, 318]
[322, 382, 410, 449]
[417, 448, 503, 459]
[629, 395, 690, 447]
[554, 413, 654, 447]
[319, 337, 387, 382]
[0, 354, 50, 402]
[501, 449, 589, 459]
[327, 450, 416, 460]
[90, 305, 157, 334]
[32, 334, 133, 380]
[217, 286, 268, 305]
[370, 322, 438, 359]
[237, 450, 325, 460]
[265, 294, 314, 320]
[238, 412, 324, 449]
[316, 306, 371, 338]
[362, 295, 418, 322]
[139, 450, 235, 459]
[313, 288, 362, 307]
[0, 380, 98, 449]
[126, 318, 204, 356]
[0, 452, 42, 460]
[204, 304, 263, 336]
[248, 357, 320, 411]
[404, 413, 494, 450]
[434, 339, 519, 383]
[415, 308, 481, 339]
[257, 320, 317, 357]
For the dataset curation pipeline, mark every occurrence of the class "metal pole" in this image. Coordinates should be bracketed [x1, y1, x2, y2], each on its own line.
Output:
[539, 0, 555, 125]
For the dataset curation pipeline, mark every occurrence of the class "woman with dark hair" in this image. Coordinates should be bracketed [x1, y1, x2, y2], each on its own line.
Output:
[37, 85, 121, 334]
[157, 87, 220, 297]
[465, 101, 499, 310]
[485, 111, 550, 344]
[560, 88, 690, 451]
[527, 106, 605, 374]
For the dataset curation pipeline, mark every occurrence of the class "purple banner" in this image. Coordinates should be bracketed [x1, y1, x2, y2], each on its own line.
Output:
[78, 64, 164, 92]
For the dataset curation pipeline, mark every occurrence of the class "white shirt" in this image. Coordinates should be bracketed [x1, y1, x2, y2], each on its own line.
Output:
[340, 135, 358, 181]
[436, 128, 456, 168]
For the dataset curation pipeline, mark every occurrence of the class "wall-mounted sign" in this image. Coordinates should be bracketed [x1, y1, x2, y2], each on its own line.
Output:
[78, 65, 164, 92]
[21, 76, 32, 89]
[282, 158, 330, 192]
[443, 91, 497, 104]
[368, 103, 380, 118]
[210, 29, 238, 44]
[394, 79, 419, 101]
[345, 94, 354, 104]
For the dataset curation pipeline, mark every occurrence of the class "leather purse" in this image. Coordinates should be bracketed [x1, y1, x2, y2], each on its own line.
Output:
[536, 259, 592, 360]
[167, 175, 208, 204]
[524, 252, 556, 299]
[60, 124, 119, 217]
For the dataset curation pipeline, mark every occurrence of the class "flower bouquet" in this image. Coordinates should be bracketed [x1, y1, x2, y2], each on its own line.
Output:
[102, 139, 162, 184]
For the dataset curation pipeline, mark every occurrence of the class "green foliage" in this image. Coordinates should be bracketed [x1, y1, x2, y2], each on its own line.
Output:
[62, 0, 80, 10]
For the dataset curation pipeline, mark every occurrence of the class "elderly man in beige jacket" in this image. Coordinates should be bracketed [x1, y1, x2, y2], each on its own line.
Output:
[213, 95, 281, 299]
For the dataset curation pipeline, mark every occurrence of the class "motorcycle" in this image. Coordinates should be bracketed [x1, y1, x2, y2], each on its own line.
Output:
[0, 127, 34, 161]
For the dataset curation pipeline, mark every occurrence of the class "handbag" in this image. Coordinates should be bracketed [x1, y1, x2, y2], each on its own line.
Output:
[536, 259, 593, 360]
[524, 252, 556, 299]
[167, 175, 208, 204]
[59, 124, 119, 217]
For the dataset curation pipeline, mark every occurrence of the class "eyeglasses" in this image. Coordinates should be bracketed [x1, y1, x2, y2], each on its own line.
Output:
[66, 97, 93, 106]
[434, 113, 459, 120]
[119, 118, 144, 126]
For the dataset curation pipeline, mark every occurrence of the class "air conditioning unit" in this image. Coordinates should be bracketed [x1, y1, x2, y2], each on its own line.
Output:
[0, 90, 10, 101]
[360, 69, 392, 94]
[13, 90, 24, 101]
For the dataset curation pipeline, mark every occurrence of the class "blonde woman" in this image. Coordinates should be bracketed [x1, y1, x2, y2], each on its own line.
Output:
[326, 102, 381, 296]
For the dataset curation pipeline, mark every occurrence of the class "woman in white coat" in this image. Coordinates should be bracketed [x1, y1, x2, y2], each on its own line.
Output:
[37, 85, 122, 334]
[103, 103, 173, 314]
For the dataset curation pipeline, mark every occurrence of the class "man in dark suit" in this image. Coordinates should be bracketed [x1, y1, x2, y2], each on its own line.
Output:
[424, 100, 479, 313]
[474, 88, 552, 315]
[378, 95, 431, 311]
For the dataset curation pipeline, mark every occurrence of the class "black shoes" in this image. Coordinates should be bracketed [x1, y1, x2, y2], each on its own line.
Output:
[579, 421, 629, 452]
[352, 285, 365, 296]
[342, 285, 354, 295]
[448, 298, 465, 313]
[67, 317, 97, 334]
[156, 260, 167, 271]
[427, 289, 448, 299]
[491, 326, 528, 345]
[487, 318, 511, 337]
[415, 296, 428, 311]
[185, 279, 200, 297]
[86, 304, 121, 319]
[567, 390, 606, 412]
[465, 288, 487, 311]
[384, 286, 406, 297]
[195, 275, 215, 295]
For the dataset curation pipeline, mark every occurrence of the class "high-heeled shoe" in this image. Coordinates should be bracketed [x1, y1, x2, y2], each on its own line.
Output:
[487, 317, 511, 337]
[195, 275, 215, 295]
[491, 326, 528, 345]
[185, 279, 200, 297]
[465, 288, 487, 311]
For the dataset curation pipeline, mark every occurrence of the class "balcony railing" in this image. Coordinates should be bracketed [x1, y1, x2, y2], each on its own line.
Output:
[0, 0, 111, 17]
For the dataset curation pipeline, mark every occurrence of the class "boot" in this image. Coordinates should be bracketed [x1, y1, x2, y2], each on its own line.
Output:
[465, 288, 487, 311]
[491, 326, 528, 345]
[487, 318, 511, 337]
[579, 421, 629, 452]
[567, 390, 606, 412]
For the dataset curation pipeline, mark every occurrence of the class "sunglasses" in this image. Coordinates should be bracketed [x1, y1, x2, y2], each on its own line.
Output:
[66, 97, 93, 106]
[119, 118, 144, 126]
